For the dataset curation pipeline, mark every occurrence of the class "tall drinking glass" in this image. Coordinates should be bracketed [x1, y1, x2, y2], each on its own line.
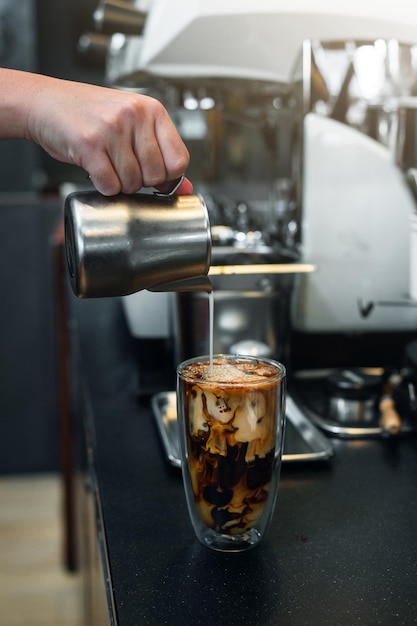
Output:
[177, 354, 286, 552]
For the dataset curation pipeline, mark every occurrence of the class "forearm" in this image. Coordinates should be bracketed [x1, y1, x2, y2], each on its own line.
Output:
[0, 68, 42, 139]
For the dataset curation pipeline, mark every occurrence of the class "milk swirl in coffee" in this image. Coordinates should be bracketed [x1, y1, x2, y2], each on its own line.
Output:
[179, 356, 282, 536]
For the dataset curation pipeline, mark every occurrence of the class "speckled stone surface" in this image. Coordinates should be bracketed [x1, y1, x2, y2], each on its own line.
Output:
[71, 298, 417, 626]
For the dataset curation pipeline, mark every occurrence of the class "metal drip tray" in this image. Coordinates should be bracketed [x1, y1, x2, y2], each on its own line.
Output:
[151, 391, 334, 468]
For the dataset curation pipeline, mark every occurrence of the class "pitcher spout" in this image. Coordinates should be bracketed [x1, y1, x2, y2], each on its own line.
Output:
[149, 275, 213, 293]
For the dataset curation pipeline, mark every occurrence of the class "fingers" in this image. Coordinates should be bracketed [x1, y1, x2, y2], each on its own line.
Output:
[129, 97, 190, 191]
[87, 148, 193, 197]
[63, 88, 191, 196]
[89, 98, 192, 196]
[85, 150, 124, 196]
[153, 103, 190, 182]
[91, 169, 193, 198]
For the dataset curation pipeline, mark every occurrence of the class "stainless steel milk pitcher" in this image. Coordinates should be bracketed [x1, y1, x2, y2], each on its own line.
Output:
[64, 191, 212, 298]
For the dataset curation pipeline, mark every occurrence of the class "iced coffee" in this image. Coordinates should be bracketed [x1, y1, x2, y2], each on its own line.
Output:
[177, 354, 286, 552]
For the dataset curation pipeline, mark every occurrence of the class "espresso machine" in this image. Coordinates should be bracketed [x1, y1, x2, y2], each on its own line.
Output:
[83, 0, 417, 440]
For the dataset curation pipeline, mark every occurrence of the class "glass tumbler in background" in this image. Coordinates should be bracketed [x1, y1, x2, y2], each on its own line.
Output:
[177, 354, 286, 552]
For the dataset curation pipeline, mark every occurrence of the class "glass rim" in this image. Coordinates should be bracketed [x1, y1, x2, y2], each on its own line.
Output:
[176, 353, 286, 385]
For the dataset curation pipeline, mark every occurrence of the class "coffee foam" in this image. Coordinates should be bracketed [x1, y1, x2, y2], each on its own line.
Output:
[181, 357, 280, 385]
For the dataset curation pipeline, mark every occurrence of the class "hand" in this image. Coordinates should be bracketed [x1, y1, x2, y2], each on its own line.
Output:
[30, 79, 191, 196]
[0, 70, 192, 196]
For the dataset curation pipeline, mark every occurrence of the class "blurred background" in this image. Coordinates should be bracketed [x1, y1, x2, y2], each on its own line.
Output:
[0, 4, 104, 624]
[0, 0, 104, 474]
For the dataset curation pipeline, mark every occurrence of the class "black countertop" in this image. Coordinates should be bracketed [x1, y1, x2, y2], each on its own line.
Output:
[71, 297, 417, 626]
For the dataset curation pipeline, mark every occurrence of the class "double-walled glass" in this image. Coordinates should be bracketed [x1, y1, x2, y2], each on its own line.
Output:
[177, 354, 286, 552]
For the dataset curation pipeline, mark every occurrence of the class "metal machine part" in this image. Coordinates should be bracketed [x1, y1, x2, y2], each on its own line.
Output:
[291, 368, 417, 438]
[174, 246, 297, 365]
[109, 2, 417, 84]
[93, 0, 147, 36]
[325, 368, 383, 424]
[83, 1, 417, 334]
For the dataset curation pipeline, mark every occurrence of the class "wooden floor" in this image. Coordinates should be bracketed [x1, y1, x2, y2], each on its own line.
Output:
[0, 474, 82, 626]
